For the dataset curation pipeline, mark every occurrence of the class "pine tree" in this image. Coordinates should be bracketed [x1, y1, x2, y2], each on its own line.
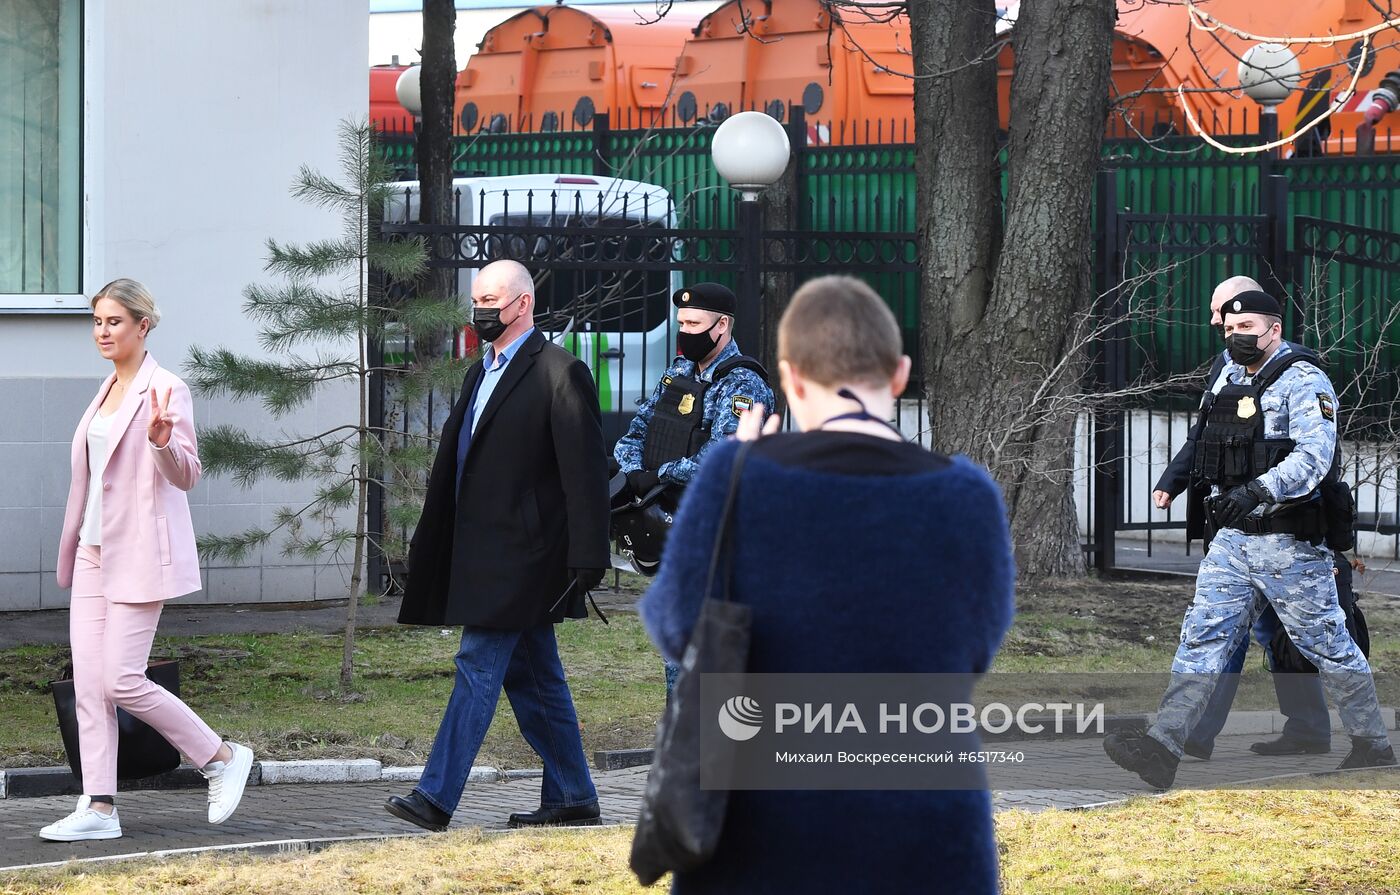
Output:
[185, 119, 467, 689]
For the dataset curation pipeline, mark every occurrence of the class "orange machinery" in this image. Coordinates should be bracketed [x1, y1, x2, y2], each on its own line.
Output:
[449, 1, 1400, 152]
[371, 63, 413, 134]
[453, 4, 706, 134]
[1108, 0, 1400, 152]
[671, 0, 915, 145]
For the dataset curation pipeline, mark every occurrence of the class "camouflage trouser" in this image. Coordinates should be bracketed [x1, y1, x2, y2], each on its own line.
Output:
[1149, 528, 1389, 757]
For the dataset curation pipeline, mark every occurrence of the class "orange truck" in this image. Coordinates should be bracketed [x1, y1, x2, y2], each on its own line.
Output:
[371, 63, 413, 133]
[453, 4, 706, 134]
[435, 1, 1399, 153]
[670, 0, 915, 145]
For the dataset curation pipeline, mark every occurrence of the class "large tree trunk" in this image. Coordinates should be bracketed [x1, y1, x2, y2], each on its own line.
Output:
[914, 0, 1114, 579]
[419, 0, 457, 318]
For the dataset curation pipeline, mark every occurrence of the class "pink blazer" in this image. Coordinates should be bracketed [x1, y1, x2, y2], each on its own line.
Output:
[56, 353, 203, 602]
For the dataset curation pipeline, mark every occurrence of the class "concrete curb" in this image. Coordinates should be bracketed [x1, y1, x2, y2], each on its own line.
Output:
[594, 748, 654, 770]
[0, 762, 503, 800]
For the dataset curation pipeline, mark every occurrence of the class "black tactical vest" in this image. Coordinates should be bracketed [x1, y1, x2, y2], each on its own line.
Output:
[641, 355, 768, 471]
[1191, 352, 1313, 489]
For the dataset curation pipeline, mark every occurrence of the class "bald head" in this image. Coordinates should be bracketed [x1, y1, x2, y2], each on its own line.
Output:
[1210, 275, 1262, 327]
[476, 259, 536, 299]
[471, 259, 537, 347]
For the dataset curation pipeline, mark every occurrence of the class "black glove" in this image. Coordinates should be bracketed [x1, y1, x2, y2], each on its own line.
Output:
[1215, 480, 1272, 528]
[570, 567, 608, 594]
[625, 469, 661, 497]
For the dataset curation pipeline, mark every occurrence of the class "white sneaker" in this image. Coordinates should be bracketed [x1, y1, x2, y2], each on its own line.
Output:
[38, 796, 122, 842]
[203, 742, 255, 824]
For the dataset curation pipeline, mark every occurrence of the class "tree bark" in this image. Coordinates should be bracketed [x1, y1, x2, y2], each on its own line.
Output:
[915, 0, 1114, 579]
[419, 0, 457, 317]
[909, 0, 1003, 456]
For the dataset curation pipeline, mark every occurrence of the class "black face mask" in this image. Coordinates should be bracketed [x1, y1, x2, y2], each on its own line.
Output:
[472, 298, 522, 344]
[1226, 331, 1271, 366]
[677, 318, 722, 363]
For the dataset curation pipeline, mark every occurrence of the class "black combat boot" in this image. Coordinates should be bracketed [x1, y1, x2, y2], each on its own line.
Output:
[1336, 737, 1397, 771]
[1103, 730, 1180, 789]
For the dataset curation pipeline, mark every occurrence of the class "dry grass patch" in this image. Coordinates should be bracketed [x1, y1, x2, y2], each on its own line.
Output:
[5, 779, 1400, 894]
[0, 827, 650, 895]
[998, 772, 1400, 894]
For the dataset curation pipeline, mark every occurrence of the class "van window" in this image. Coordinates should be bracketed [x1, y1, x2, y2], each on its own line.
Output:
[486, 212, 672, 334]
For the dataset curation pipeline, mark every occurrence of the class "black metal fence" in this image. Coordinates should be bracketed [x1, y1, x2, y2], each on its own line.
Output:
[1095, 171, 1400, 570]
[368, 186, 921, 591]
[366, 162, 1400, 592]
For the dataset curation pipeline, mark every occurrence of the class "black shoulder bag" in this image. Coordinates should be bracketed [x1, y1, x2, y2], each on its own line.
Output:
[52, 660, 183, 783]
[630, 442, 754, 887]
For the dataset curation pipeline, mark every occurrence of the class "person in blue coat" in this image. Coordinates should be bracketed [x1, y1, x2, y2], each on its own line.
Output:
[638, 275, 1015, 895]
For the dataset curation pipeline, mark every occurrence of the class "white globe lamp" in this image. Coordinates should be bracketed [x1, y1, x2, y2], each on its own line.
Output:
[395, 65, 423, 117]
[1237, 43, 1301, 108]
[711, 111, 792, 201]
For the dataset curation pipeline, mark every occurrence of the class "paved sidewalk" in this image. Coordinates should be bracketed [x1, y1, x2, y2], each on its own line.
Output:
[3, 732, 1391, 871]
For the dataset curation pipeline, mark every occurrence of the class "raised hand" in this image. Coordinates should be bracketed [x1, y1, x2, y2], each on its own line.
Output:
[735, 402, 781, 442]
[149, 386, 175, 449]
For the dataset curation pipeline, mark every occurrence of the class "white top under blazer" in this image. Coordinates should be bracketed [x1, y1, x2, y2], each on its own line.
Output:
[78, 410, 114, 547]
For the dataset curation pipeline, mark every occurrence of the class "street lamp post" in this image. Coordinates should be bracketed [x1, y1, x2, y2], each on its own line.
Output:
[710, 111, 792, 358]
[1238, 43, 1301, 335]
[1238, 42, 1301, 161]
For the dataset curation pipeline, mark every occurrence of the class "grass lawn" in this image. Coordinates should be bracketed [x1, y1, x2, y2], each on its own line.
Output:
[2, 779, 1397, 894]
[1, 574, 1396, 769]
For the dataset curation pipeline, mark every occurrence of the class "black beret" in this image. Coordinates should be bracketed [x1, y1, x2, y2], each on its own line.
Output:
[1222, 290, 1282, 319]
[672, 282, 736, 317]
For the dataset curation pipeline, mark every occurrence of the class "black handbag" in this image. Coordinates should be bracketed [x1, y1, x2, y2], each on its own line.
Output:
[51, 660, 184, 783]
[630, 442, 753, 887]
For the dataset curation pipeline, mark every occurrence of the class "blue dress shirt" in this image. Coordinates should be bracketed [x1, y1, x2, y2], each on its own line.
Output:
[456, 327, 535, 494]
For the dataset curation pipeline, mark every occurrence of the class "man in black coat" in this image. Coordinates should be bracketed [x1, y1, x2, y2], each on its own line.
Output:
[385, 260, 611, 832]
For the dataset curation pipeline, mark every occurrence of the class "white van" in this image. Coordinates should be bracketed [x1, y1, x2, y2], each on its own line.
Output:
[386, 173, 680, 424]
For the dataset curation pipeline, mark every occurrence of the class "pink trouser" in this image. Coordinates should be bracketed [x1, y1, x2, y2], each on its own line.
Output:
[70, 545, 223, 796]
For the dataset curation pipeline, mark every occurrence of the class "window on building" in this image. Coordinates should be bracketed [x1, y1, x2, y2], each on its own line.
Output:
[0, 0, 82, 303]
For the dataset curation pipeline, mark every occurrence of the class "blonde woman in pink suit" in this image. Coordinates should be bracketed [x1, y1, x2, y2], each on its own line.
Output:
[39, 279, 254, 843]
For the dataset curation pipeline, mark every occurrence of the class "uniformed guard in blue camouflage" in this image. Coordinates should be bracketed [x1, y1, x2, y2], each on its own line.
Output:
[1105, 290, 1395, 788]
[613, 283, 773, 489]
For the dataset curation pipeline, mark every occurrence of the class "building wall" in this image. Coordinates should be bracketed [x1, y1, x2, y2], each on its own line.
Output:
[0, 1, 367, 610]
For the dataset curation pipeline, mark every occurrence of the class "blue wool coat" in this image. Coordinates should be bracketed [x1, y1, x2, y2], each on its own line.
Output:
[639, 437, 1016, 895]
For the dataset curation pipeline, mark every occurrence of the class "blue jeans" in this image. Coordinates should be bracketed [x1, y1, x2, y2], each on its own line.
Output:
[1184, 607, 1331, 755]
[416, 623, 597, 816]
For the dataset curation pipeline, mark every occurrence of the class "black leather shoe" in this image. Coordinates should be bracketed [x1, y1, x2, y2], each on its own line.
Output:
[507, 803, 602, 828]
[1183, 741, 1213, 761]
[385, 791, 450, 832]
[1336, 737, 1397, 770]
[1250, 735, 1332, 756]
[1103, 731, 1180, 790]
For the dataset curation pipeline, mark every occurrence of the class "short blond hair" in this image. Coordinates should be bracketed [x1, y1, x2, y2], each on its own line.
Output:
[778, 276, 902, 387]
[91, 278, 161, 332]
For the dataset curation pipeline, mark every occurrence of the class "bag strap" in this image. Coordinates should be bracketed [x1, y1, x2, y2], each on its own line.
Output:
[704, 442, 754, 604]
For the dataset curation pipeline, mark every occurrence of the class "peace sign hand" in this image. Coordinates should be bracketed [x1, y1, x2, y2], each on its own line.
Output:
[148, 387, 176, 449]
